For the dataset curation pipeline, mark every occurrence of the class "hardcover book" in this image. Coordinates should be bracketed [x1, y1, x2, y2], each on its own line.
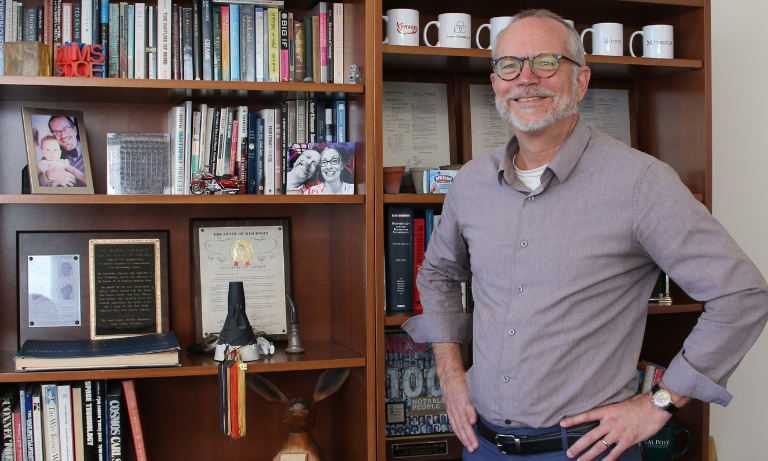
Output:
[14, 332, 181, 372]
[105, 382, 122, 461]
[385, 207, 414, 311]
[121, 381, 147, 461]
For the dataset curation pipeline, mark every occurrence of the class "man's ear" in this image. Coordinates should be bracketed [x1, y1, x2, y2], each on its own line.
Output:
[577, 66, 591, 101]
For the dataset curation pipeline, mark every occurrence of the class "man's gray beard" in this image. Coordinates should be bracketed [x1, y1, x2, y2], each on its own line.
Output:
[495, 84, 579, 132]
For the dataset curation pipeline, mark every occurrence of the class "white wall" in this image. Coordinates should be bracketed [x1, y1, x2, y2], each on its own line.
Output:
[711, 0, 768, 458]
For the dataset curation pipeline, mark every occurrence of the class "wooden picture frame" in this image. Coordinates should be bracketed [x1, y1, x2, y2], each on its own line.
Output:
[21, 107, 95, 194]
[191, 218, 292, 343]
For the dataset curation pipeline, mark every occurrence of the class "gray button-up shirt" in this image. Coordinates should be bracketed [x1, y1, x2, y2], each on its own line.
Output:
[403, 119, 768, 428]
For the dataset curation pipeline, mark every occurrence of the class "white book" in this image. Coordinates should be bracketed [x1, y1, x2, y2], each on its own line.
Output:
[41, 384, 60, 461]
[215, 107, 228, 176]
[156, 0, 172, 79]
[325, 107, 333, 142]
[258, 109, 275, 195]
[333, 3, 344, 84]
[197, 103, 208, 173]
[169, 105, 186, 194]
[31, 386, 44, 461]
[57, 384, 74, 461]
[11, 1, 17, 42]
[128, 4, 135, 78]
[81, 0, 93, 45]
[5, 0, 13, 42]
[237, 105, 248, 171]
[19, 383, 28, 461]
[183, 100, 193, 194]
[62, 3, 71, 43]
[254, 8, 264, 82]
[191, 110, 201, 176]
[203, 106, 215, 173]
[296, 100, 306, 143]
[134, 3, 146, 78]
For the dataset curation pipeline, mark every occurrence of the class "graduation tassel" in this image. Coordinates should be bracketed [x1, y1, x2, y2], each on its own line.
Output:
[218, 347, 248, 440]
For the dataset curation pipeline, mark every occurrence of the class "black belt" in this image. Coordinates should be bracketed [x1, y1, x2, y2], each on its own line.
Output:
[477, 419, 600, 456]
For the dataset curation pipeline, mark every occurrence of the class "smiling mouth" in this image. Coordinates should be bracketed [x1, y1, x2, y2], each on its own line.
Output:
[515, 97, 547, 102]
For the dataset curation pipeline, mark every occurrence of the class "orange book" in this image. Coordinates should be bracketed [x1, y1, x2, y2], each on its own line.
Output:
[122, 380, 148, 461]
[221, 6, 230, 81]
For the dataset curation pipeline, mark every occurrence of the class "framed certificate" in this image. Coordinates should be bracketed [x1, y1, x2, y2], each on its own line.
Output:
[191, 218, 292, 342]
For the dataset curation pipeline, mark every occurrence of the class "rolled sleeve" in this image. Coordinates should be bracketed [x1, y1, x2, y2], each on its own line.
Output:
[663, 352, 732, 406]
[402, 312, 473, 344]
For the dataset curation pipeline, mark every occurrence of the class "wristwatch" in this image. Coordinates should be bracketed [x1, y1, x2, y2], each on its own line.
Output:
[651, 384, 680, 415]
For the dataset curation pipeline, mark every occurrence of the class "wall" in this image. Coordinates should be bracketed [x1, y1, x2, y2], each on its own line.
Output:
[710, 0, 768, 458]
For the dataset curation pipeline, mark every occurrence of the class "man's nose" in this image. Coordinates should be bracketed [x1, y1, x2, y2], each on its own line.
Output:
[516, 59, 541, 84]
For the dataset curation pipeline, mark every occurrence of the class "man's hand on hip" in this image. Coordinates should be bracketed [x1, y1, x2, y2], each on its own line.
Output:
[432, 342, 479, 452]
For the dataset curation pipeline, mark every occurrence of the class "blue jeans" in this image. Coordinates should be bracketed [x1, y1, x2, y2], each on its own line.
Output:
[463, 417, 642, 461]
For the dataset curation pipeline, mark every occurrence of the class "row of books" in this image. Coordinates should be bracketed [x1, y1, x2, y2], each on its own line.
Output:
[0, 0, 347, 82]
[636, 360, 666, 395]
[0, 379, 146, 461]
[159, 99, 349, 195]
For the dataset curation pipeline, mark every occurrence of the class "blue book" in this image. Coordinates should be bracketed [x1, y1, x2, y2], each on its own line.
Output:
[128, 4, 135, 78]
[100, 0, 110, 61]
[255, 8, 264, 82]
[229, 4, 240, 81]
[201, 0, 213, 80]
[247, 112, 257, 194]
[241, 5, 255, 82]
[14, 332, 181, 372]
[424, 208, 434, 250]
[92, 0, 100, 44]
[256, 117, 265, 193]
[20, 383, 33, 461]
[333, 100, 346, 142]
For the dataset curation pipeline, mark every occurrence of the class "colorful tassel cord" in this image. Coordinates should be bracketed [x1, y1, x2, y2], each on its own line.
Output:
[218, 347, 247, 440]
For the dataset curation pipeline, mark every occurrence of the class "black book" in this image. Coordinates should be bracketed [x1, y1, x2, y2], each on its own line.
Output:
[326, 2, 333, 83]
[201, 0, 213, 80]
[307, 99, 317, 143]
[192, 0, 202, 80]
[303, 15, 312, 81]
[73, 3, 81, 43]
[171, 4, 181, 80]
[256, 116, 265, 194]
[105, 381, 122, 461]
[36, 5, 44, 42]
[316, 100, 326, 143]
[182, 7, 194, 80]
[0, 384, 19, 460]
[92, 0, 100, 45]
[209, 107, 221, 174]
[385, 207, 415, 311]
[93, 380, 107, 461]
[279, 101, 289, 194]
[247, 112, 257, 194]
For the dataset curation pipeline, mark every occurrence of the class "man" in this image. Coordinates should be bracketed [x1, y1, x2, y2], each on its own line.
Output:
[403, 9, 768, 461]
[40, 115, 86, 187]
[287, 149, 321, 194]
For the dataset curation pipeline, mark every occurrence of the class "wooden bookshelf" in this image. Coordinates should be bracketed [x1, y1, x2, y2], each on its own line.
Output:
[0, 194, 366, 205]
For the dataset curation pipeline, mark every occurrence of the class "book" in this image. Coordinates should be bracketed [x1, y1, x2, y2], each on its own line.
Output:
[134, 3, 146, 78]
[71, 383, 85, 461]
[14, 332, 181, 372]
[156, 0, 171, 79]
[201, 0, 213, 80]
[169, 105, 186, 194]
[212, 5, 222, 80]
[426, 170, 458, 194]
[413, 217, 425, 311]
[258, 108, 275, 194]
[127, 4, 134, 78]
[41, 383, 60, 461]
[12, 399, 21, 461]
[311, 15, 319, 83]
[255, 116, 265, 193]
[333, 2, 343, 84]
[293, 19, 306, 82]
[303, 15, 312, 82]
[267, 7, 279, 81]
[107, 3, 118, 77]
[146, 6, 157, 79]
[121, 381, 147, 461]
[332, 100, 345, 142]
[57, 383, 74, 461]
[81, 380, 103, 461]
[274, 105, 283, 194]
[192, 0, 202, 80]
[254, 7, 264, 81]
[221, 5, 230, 81]
[182, 7, 194, 80]
[385, 207, 414, 311]
[307, 2, 326, 83]
[105, 382, 122, 461]
[0, 384, 17, 461]
[228, 4, 239, 81]
[241, 5, 255, 81]
[31, 385, 43, 461]
[211, 0, 283, 5]
[279, 10, 289, 81]
[73, 2, 80, 43]
[19, 383, 32, 461]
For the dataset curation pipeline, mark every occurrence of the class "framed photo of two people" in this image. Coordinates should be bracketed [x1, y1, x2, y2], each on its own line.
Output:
[22, 107, 95, 194]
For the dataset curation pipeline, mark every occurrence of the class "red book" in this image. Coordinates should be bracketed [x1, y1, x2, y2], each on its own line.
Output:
[13, 402, 23, 461]
[122, 380, 148, 461]
[413, 218, 425, 311]
[229, 120, 239, 175]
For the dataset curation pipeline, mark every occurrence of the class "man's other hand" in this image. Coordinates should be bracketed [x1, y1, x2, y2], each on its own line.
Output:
[432, 342, 479, 452]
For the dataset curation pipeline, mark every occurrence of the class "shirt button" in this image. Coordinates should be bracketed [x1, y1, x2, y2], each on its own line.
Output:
[503, 376, 510, 382]
[505, 420, 512, 425]
[521, 241, 528, 247]
[508, 329, 515, 336]
[528, 196, 535, 202]
[516, 286, 523, 293]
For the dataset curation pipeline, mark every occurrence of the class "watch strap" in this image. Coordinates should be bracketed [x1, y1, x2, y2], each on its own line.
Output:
[652, 384, 680, 415]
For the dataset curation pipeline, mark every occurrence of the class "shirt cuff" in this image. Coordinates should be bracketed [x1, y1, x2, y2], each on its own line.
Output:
[663, 352, 733, 407]
[401, 312, 473, 344]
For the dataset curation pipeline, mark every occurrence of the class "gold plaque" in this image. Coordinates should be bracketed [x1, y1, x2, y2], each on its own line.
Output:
[230, 239, 254, 266]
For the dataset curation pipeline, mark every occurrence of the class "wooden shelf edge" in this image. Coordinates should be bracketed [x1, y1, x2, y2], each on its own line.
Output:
[0, 194, 366, 205]
[384, 194, 445, 204]
[0, 339, 365, 383]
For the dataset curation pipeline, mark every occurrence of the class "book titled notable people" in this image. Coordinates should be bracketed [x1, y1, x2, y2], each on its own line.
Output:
[286, 142, 355, 195]
[14, 332, 180, 372]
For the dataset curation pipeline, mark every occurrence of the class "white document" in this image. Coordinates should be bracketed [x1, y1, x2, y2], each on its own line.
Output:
[28, 255, 82, 327]
[468, 84, 515, 159]
[383, 82, 451, 169]
[579, 89, 632, 147]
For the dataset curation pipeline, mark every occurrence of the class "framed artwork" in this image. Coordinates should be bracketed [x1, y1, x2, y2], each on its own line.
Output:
[22, 107, 95, 194]
[191, 218, 292, 342]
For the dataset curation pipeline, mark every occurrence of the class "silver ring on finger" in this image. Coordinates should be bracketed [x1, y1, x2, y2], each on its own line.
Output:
[601, 437, 610, 448]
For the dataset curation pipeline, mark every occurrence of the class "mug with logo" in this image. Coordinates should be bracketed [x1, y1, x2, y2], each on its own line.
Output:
[424, 13, 472, 49]
[630, 25, 674, 59]
[580, 23, 624, 56]
[640, 422, 692, 461]
[475, 16, 513, 50]
[383, 9, 420, 46]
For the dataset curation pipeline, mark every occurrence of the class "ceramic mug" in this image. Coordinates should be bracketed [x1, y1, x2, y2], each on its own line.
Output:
[383, 9, 420, 46]
[424, 13, 472, 49]
[641, 422, 692, 461]
[580, 23, 624, 56]
[630, 25, 674, 59]
[475, 16, 514, 50]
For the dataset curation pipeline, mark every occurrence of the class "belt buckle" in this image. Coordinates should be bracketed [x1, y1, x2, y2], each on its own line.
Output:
[495, 433, 527, 456]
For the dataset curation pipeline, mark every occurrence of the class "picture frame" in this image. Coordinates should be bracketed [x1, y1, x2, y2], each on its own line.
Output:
[21, 107, 95, 194]
[191, 218, 292, 343]
[18, 231, 170, 346]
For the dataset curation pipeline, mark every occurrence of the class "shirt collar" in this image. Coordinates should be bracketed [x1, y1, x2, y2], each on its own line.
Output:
[498, 118, 592, 185]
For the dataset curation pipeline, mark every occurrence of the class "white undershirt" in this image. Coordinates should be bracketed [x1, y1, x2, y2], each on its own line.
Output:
[513, 155, 549, 191]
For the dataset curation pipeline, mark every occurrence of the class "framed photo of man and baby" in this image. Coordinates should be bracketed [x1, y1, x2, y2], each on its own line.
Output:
[22, 107, 95, 194]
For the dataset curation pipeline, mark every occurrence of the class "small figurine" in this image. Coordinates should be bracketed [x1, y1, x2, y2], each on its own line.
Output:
[347, 64, 361, 84]
[190, 172, 239, 194]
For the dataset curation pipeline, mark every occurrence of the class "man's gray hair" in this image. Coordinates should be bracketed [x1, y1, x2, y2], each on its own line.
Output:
[492, 9, 586, 67]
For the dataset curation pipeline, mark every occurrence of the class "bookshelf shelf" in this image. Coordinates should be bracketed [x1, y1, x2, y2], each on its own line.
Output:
[0, 76, 364, 104]
[0, 339, 365, 383]
[0, 194, 366, 205]
[383, 194, 444, 204]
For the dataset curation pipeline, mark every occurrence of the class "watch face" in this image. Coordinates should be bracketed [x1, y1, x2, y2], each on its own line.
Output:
[653, 389, 672, 407]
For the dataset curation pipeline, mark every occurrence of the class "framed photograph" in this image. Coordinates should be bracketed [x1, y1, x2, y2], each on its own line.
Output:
[191, 218, 292, 343]
[22, 107, 95, 194]
[18, 231, 170, 346]
[286, 142, 356, 195]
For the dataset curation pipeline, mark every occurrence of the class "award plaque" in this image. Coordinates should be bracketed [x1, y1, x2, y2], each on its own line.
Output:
[89, 239, 163, 339]
[191, 218, 292, 342]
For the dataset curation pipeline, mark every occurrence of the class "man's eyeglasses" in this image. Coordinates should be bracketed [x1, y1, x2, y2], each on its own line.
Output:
[491, 53, 581, 81]
[298, 160, 318, 168]
[320, 157, 341, 167]
[51, 125, 75, 137]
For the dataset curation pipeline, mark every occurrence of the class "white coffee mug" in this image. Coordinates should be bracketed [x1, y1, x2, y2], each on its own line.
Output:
[383, 9, 420, 46]
[630, 25, 673, 59]
[564, 20, 575, 27]
[424, 13, 472, 49]
[580, 23, 624, 56]
[475, 16, 513, 50]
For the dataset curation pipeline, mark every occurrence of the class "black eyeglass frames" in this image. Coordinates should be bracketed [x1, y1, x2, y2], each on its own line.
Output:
[491, 53, 582, 81]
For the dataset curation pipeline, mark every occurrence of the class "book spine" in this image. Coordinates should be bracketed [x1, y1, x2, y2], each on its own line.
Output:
[191, 110, 201, 177]
[285, 100, 295, 146]
[210, 0, 285, 5]
[0, 387, 14, 460]
[316, 100, 325, 143]
[42, 384, 60, 461]
[22, 386, 33, 461]
[307, 99, 316, 143]
[296, 99, 306, 143]
[94, 381, 106, 461]
[170, 105, 186, 194]
[385, 207, 415, 311]
[183, 100, 193, 194]
[293, 20, 305, 82]
[334, 100, 345, 142]
[17, 385, 27, 461]
[105, 387, 121, 461]
[62, 2, 71, 43]
[246, 112, 257, 194]
[134, 4, 145, 78]
[325, 2, 332, 83]
[261, 110, 274, 195]
[192, 0, 201, 79]
[228, 115, 238, 176]
[73, 2, 80, 43]
[128, 4, 135, 78]
[241, 5, 254, 81]
[424, 208, 434, 250]
[267, 8, 278, 81]
[203, 106, 215, 173]
[80, 0, 91, 44]
[209, 107, 221, 174]
[182, 7, 193, 80]
[121, 381, 147, 461]
[215, 107, 228, 176]
[91, 0, 98, 44]
[146, 6, 157, 79]
[325, 106, 333, 142]
[303, 16, 312, 82]
[31, 386, 43, 461]
[333, 3, 343, 84]
[12, 407, 21, 461]
[237, 105, 248, 191]
[274, 105, 283, 194]
[279, 10, 288, 81]
[99, 0, 109, 58]
[212, 5, 221, 81]
[254, 8, 263, 81]
[288, 12, 293, 80]
[318, 6, 327, 83]
[0, 0, 5, 75]
[156, 0, 171, 79]
[228, 4, 239, 81]
[120, 4, 129, 78]
[57, 384, 74, 461]
[107, 3, 118, 77]
[311, 15, 319, 83]
[201, 0, 213, 80]
[256, 117, 264, 193]
[171, 4, 179, 79]
[223, 107, 235, 175]
[72, 384, 85, 461]
[53, 0, 62, 53]
[414, 218, 425, 310]
[220, 5, 229, 81]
